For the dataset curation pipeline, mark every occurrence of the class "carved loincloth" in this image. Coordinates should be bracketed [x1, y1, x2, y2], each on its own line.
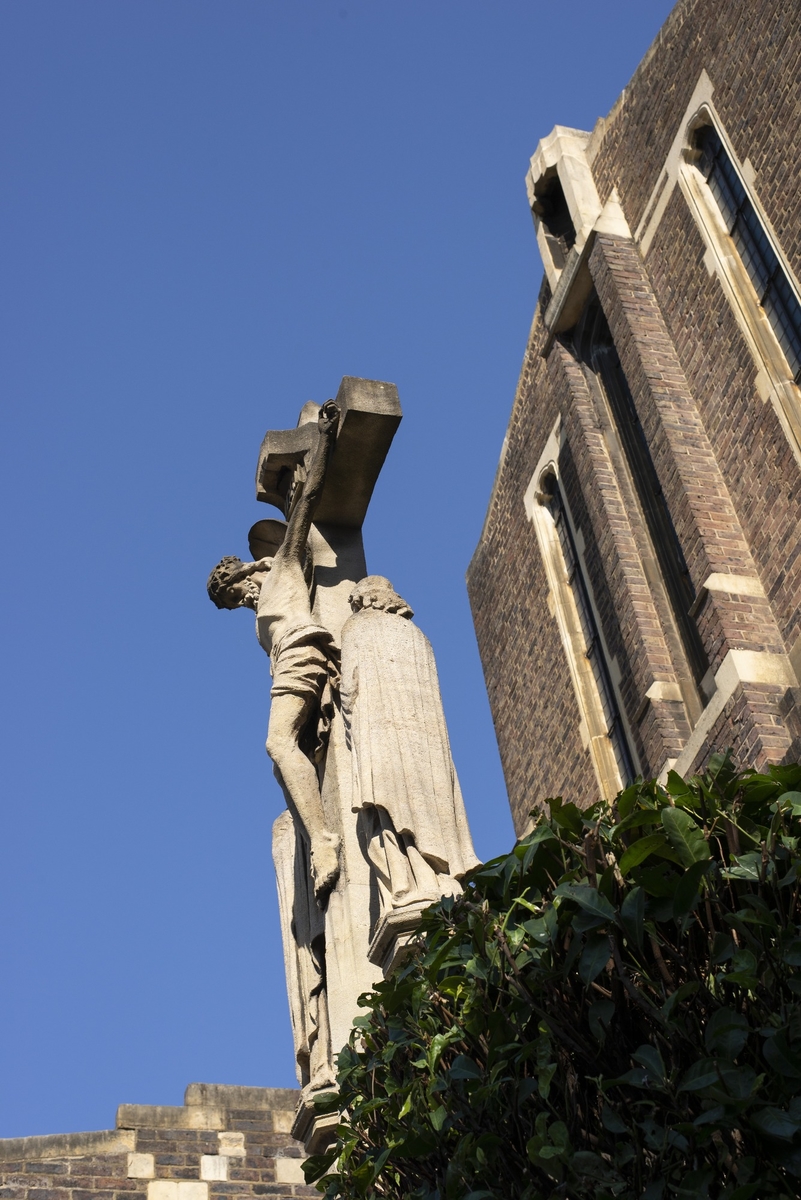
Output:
[270, 624, 341, 761]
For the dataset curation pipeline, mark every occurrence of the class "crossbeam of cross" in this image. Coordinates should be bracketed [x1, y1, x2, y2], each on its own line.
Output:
[255, 376, 402, 526]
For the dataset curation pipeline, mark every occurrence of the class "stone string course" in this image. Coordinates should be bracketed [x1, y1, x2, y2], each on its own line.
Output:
[0, 1087, 315, 1200]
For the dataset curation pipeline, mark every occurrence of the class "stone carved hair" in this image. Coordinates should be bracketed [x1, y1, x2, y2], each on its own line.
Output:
[207, 556, 246, 609]
[348, 575, 414, 619]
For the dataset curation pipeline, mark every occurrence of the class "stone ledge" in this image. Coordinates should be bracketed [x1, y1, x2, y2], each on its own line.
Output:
[116, 1105, 226, 1131]
[0, 1128, 135, 1162]
[184, 1085, 299, 1113]
[368, 902, 430, 976]
[290, 1097, 338, 1156]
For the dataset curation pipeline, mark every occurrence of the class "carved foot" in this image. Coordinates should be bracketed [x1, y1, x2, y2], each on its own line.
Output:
[311, 831, 341, 901]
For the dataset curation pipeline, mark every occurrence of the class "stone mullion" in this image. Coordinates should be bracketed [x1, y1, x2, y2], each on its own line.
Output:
[549, 341, 690, 776]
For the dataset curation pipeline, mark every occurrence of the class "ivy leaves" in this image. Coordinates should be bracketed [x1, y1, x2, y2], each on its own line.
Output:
[307, 756, 801, 1200]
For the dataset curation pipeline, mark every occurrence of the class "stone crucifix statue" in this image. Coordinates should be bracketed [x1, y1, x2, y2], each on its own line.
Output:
[207, 377, 480, 1151]
[207, 400, 342, 899]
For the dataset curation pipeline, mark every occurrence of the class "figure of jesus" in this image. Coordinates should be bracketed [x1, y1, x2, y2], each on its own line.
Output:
[207, 401, 341, 899]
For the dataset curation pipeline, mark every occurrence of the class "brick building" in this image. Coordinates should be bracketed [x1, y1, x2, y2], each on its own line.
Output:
[468, 0, 801, 833]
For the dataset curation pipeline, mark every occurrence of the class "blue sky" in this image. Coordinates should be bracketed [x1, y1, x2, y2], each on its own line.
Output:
[0, 0, 674, 1138]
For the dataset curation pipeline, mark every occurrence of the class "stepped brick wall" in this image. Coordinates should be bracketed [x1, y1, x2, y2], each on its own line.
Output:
[0, 1086, 315, 1200]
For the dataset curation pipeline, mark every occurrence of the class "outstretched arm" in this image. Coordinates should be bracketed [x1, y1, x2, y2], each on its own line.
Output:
[279, 400, 339, 565]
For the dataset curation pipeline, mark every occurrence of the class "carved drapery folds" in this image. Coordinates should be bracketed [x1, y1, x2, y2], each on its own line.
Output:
[341, 583, 478, 916]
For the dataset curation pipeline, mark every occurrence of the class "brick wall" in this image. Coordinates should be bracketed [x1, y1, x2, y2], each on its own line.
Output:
[468, 291, 601, 835]
[0, 1087, 314, 1200]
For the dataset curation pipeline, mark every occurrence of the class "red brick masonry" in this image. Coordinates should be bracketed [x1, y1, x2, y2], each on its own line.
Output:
[0, 1086, 315, 1200]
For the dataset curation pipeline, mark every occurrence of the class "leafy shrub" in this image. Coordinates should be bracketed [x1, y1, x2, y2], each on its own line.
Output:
[305, 756, 801, 1199]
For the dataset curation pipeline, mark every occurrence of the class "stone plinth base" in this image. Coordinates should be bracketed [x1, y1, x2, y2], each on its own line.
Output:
[290, 1092, 339, 1155]
[368, 901, 430, 976]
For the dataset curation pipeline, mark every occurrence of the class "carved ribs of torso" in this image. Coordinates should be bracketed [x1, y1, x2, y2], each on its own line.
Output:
[256, 556, 313, 656]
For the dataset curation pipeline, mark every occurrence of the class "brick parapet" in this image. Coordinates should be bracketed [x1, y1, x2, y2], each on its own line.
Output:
[0, 1087, 314, 1200]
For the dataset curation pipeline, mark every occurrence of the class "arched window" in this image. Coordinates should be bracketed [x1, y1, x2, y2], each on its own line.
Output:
[694, 124, 801, 384]
[540, 471, 636, 788]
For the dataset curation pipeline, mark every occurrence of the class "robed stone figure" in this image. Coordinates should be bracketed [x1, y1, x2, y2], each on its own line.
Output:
[341, 576, 479, 921]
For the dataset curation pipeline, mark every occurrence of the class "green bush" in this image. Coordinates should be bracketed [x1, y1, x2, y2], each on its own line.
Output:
[305, 755, 801, 1199]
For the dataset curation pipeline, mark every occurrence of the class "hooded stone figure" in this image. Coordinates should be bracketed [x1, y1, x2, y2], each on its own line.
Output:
[340, 576, 479, 918]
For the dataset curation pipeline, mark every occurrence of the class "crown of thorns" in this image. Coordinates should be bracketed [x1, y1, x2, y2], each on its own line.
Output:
[207, 556, 249, 609]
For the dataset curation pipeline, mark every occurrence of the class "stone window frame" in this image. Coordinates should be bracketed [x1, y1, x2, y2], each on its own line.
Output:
[636, 72, 801, 465]
[525, 126, 603, 297]
[525, 125, 632, 338]
[694, 124, 801, 386]
[524, 419, 639, 801]
[680, 104, 801, 459]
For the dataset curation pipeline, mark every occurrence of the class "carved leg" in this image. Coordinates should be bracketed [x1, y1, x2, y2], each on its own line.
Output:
[267, 692, 340, 899]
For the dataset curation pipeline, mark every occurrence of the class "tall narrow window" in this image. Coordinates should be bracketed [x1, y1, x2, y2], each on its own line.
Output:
[695, 125, 801, 384]
[542, 472, 636, 788]
[574, 296, 711, 695]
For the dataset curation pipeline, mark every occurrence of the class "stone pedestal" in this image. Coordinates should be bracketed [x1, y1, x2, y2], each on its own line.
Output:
[367, 900, 432, 976]
[290, 1099, 339, 1156]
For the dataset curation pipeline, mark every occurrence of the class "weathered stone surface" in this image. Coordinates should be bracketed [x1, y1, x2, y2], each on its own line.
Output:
[127, 1154, 155, 1179]
[212, 381, 480, 1155]
[254, 377, 401, 527]
[183, 1087, 297, 1115]
[341, 579, 479, 925]
[0, 1132, 135, 1164]
[117, 1109, 225, 1134]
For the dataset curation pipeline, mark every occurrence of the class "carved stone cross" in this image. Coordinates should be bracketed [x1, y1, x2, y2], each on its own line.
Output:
[252, 375, 402, 643]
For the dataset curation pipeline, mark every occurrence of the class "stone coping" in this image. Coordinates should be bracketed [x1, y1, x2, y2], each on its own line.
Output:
[0, 1128, 135, 1162]
[117, 1084, 300, 1130]
[184, 1084, 299, 1112]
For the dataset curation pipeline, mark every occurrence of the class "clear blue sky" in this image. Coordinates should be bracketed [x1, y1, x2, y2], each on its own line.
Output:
[0, 0, 674, 1139]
